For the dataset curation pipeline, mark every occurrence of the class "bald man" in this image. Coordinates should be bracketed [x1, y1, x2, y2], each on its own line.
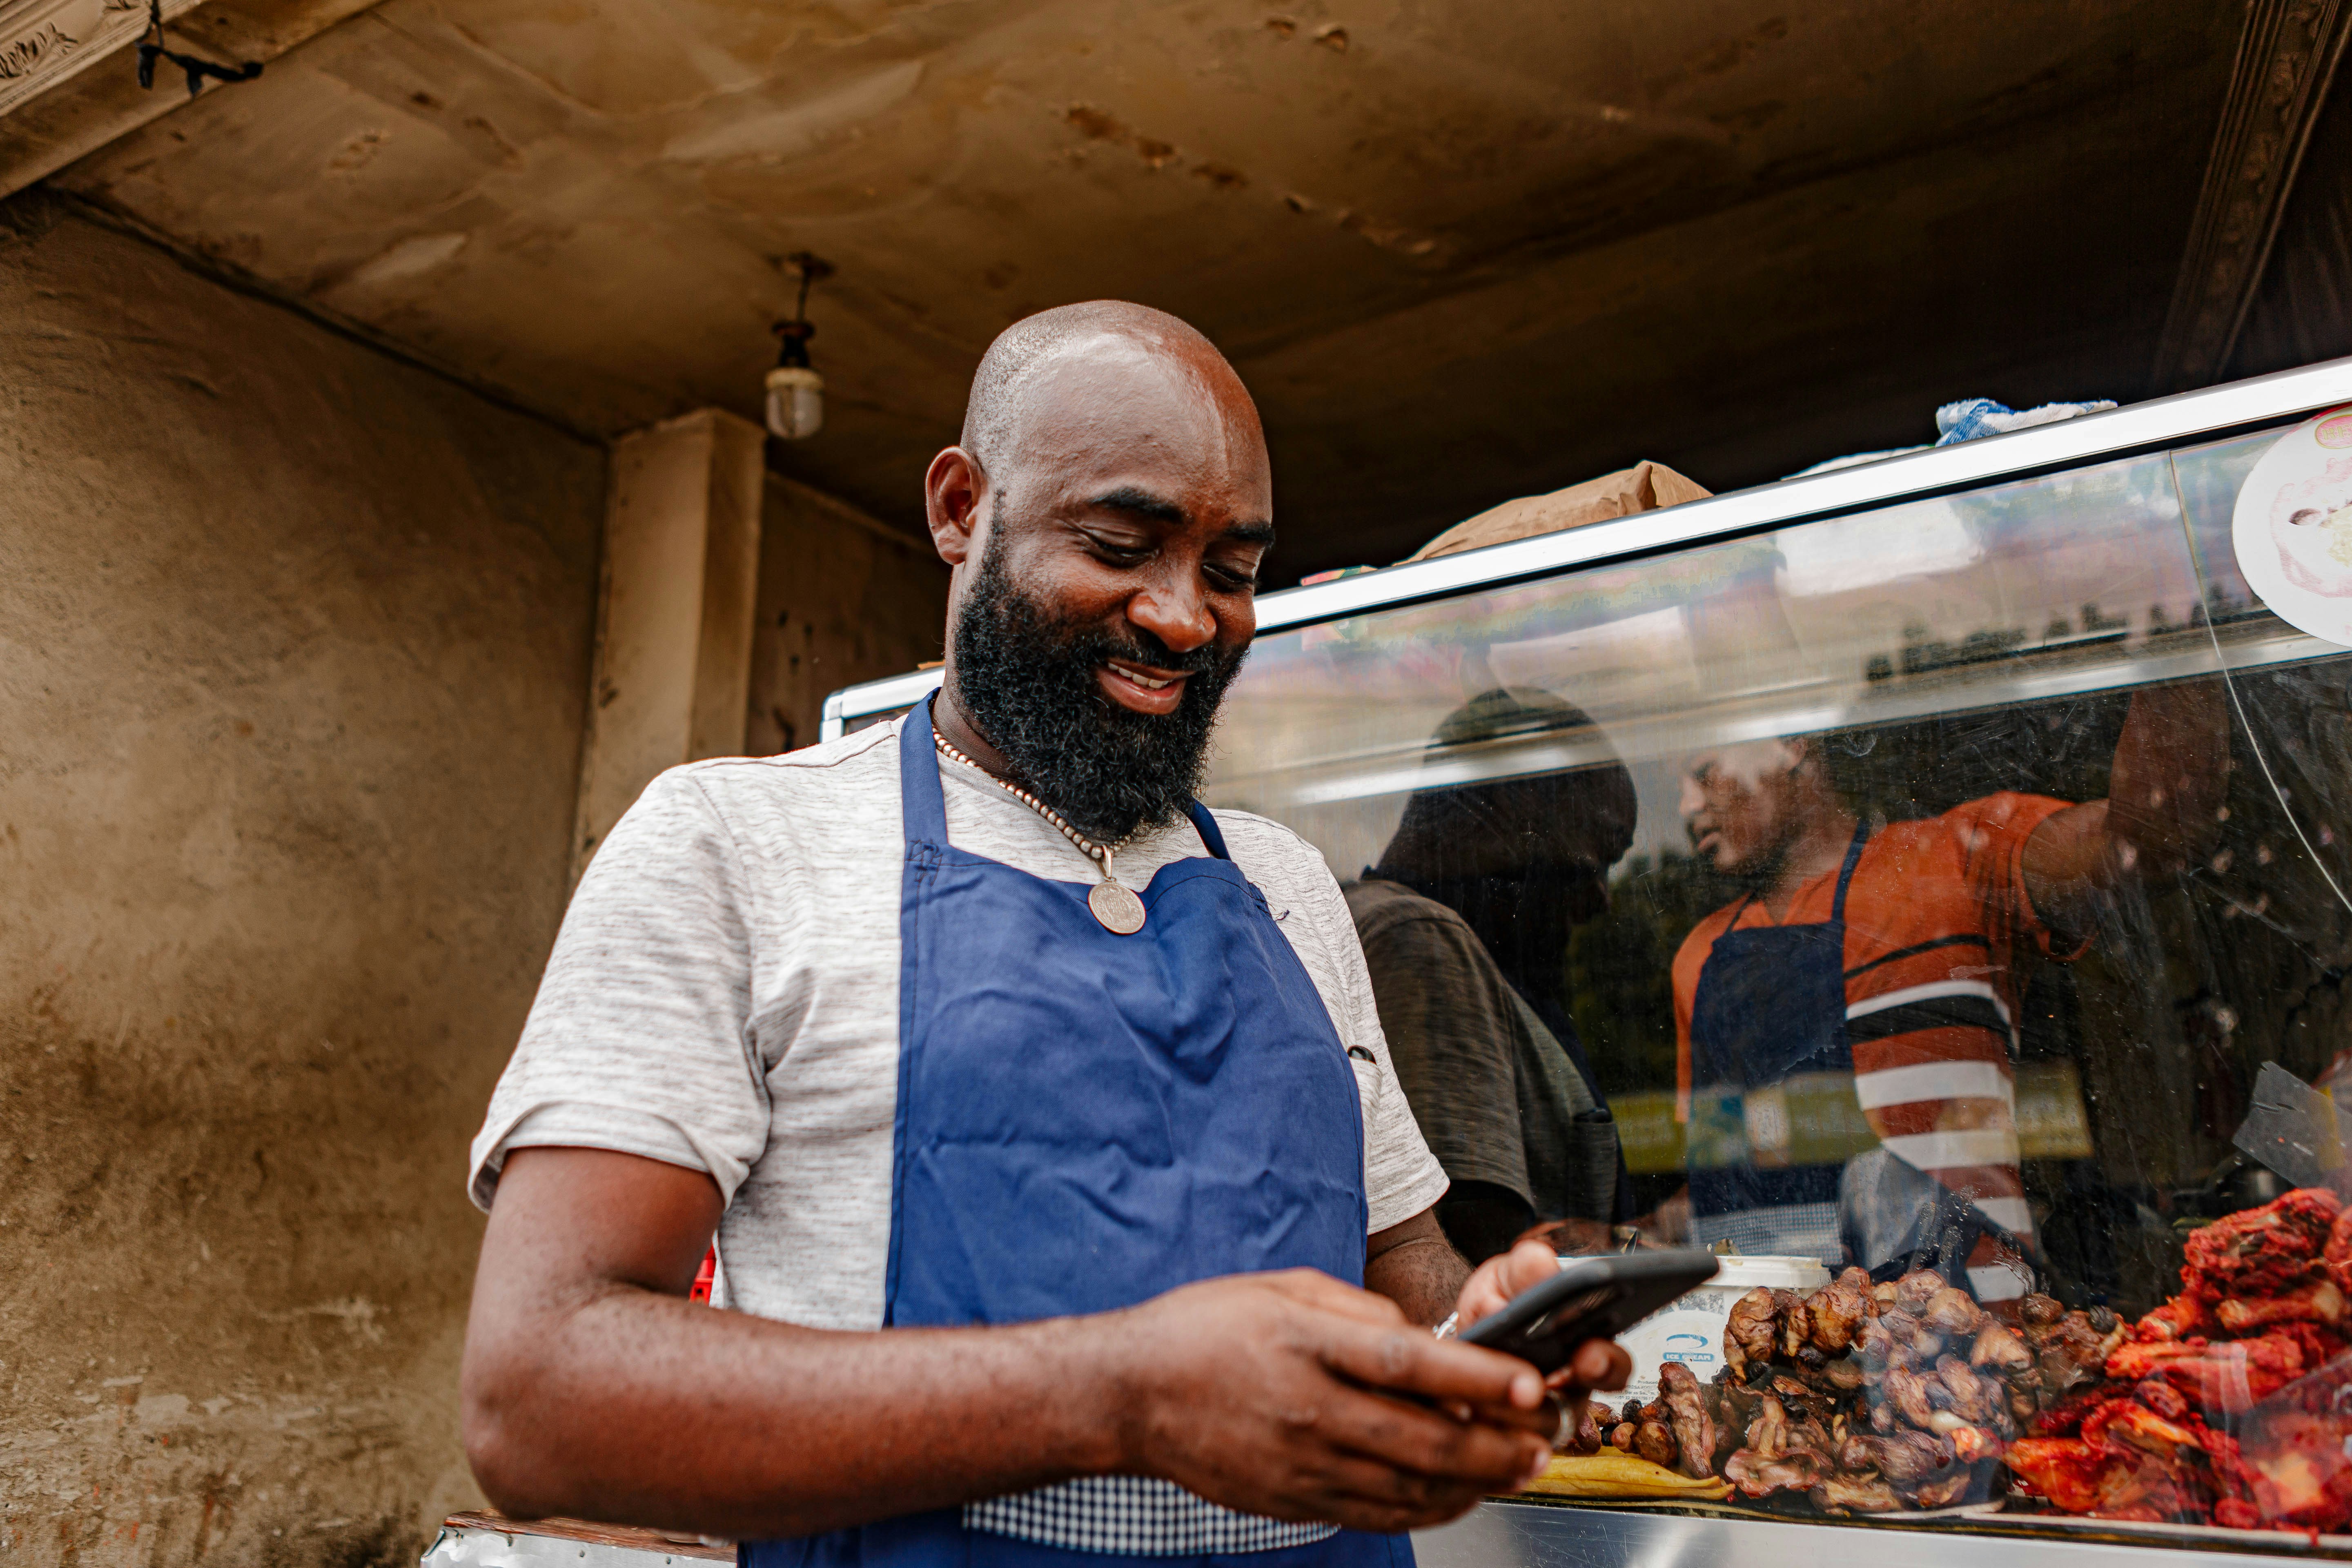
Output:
[459, 303, 1626, 1568]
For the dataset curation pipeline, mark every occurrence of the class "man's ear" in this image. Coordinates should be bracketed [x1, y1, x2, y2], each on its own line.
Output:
[925, 447, 988, 567]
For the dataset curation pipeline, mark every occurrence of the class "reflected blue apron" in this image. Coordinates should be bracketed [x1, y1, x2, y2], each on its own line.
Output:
[1685, 824, 1866, 1262]
[742, 697, 1410, 1568]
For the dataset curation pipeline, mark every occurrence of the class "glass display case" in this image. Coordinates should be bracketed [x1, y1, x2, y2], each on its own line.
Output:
[824, 359, 2352, 1566]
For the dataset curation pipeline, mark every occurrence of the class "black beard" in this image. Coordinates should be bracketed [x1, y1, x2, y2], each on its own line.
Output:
[949, 532, 1248, 842]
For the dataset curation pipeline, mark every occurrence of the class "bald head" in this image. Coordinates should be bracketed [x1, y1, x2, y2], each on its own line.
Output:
[959, 301, 1262, 482]
[924, 301, 1275, 836]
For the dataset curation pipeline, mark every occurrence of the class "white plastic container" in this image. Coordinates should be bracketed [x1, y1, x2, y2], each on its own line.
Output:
[1604, 1254, 1831, 1407]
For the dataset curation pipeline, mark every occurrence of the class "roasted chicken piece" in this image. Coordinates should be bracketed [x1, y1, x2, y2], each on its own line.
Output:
[2326, 1205, 2352, 1297]
[1724, 1287, 1778, 1374]
[1571, 1405, 1604, 1454]
[1775, 1288, 1811, 1360]
[2080, 1397, 2204, 1461]
[1970, 1319, 2033, 1372]
[1657, 1362, 1715, 1480]
[1811, 1474, 1904, 1512]
[2218, 1410, 2352, 1532]
[1947, 1424, 2004, 1463]
[1822, 1356, 1866, 1391]
[2214, 1276, 2350, 1333]
[2183, 1186, 2341, 1300]
[1893, 1269, 1949, 1315]
[1634, 1420, 1677, 1469]
[1744, 1393, 1789, 1456]
[2033, 1383, 2127, 1437]
[2108, 1331, 2307, 1414]
[1908, 1470, 1978, 1508]
[2005, 1437, 2165, 1516]
[1806, 1268, 1872, 1352]
[1881, 1364, 1938, 1429]
[1857, 1314, 1895, 1378]
[1921, 1287, 1983, 1338]
[2020, 1292, 2065, 1328]
[2135, 1293, 2210, 1342]
[1607, 1422, 1636, 1452]
[1712, 1370, 1760, 1428]
[2034, 1312, 2116, 1392]
[2131, 1377, 2191, 1423]
[1725, 1447, 1827, 1497]
[1931, 1355, 2007, 1425]
[1878, 1307, 1942, 1362]
[1838, 1430, 1955, 1485]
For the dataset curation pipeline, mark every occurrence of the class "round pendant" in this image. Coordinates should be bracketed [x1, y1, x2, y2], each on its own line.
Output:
[1088, 880, 1147, 935]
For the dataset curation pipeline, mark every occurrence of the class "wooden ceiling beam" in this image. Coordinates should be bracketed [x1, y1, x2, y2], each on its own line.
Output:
[2153, 0, 2352, 392]
[0, 0, 382, 201]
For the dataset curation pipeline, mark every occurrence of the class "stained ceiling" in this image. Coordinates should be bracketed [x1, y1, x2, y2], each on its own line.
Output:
[29, 0, 2246, 582]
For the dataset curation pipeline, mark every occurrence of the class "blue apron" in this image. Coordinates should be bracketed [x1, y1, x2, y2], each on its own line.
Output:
[743, 697, 1410, 1568]
[1685, 824, 1866, 1261]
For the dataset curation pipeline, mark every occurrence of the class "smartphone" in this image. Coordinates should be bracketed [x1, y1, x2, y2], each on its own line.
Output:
[1457, 1250, 1720, 1377]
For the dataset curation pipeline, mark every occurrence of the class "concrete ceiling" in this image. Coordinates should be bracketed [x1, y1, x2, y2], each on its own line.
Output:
[38, 0, 2245, 583]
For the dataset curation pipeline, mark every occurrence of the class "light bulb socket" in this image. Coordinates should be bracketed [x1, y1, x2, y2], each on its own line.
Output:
[772, 318, 815, 370]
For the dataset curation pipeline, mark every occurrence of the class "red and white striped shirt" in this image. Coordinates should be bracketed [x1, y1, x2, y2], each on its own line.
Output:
[1674, 792, 2079, 1296]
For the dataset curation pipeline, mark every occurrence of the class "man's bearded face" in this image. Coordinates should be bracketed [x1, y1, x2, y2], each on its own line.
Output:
[951, 521, 1249, 842]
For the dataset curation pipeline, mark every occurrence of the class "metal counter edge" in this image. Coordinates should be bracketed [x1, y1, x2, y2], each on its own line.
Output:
[818, 354, 2352, 742]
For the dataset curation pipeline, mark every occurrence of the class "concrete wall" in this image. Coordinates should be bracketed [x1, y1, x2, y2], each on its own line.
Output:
[0, 197, 605, 1566]
[745, 473, 947, 756]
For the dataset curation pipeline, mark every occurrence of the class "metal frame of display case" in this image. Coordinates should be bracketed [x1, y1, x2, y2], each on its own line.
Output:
[820, 352, 2352, 742]
[811, 356, 2352, 1566]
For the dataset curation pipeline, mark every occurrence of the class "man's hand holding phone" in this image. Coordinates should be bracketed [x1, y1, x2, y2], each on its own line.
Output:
[1457, 1238, 1633, 1404]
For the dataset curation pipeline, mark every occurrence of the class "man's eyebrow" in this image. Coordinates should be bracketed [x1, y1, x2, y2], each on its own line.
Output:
[1085, 486, 1187, 525]
[1222, 521, 1276, 546]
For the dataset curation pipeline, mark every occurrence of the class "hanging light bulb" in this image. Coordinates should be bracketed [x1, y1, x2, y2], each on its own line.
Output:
[766, 252, 834, 441]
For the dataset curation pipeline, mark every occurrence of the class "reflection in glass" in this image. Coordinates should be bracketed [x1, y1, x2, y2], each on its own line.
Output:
[1201, 431, 2352, 1541]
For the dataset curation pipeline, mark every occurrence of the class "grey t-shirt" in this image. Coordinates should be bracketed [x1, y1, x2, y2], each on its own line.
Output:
[470, 717, 1448, 1328]
[1345, 879, 1619, 1225]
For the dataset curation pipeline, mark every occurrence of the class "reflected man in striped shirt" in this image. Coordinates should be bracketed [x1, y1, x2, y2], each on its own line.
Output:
[1667, 680, 2226, 1300]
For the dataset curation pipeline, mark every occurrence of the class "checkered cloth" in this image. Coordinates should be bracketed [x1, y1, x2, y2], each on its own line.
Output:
[1691, 1202, 1842, 1266]
[964, 1479, 1339, 1555]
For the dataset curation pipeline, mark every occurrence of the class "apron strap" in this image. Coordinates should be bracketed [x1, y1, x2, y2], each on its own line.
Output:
[1828, 819, 1870, 924]
[900, 692, 951, 848]
[1185, 801, 1232, 861]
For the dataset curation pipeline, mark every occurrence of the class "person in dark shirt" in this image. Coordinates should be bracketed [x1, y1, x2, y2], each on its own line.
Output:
[1346, 688, 1639, 1263]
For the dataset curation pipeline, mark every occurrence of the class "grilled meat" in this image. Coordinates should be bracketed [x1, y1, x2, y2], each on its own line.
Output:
[1838, 1430, 1955, 1485]
[2214, 1276, 2349, 1333]
[1725, 1288, 1778, 1375]
[1933, 1354, 2006, 1426]
[2182, 1186, 2341, 1300]
[1922, 1287, 1983, 1338]
[1908, 1470, 1977, 1508]
[1894, 1269, 1949, 1315]
[1658, 1362, 1716, 1480]
[1806, 1268, 1872, 1353]
[2107, 1331, 2307, 1414]
[1811, 1474, 1904, 1512]
[1970, 1319, 2033, 1372]
[1634, 1421, 1677, 1468]
[1725, 1447, 1827, 1497]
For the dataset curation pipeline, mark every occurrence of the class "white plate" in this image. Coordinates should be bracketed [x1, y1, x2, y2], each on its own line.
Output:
[2232, 408, 2352, 648]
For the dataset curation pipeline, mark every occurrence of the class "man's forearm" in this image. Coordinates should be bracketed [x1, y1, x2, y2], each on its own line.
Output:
[1366, 1207, 1474, 1325]
[466, 1285, 1129, 1539]
[466, 1151, 1564, 1541]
